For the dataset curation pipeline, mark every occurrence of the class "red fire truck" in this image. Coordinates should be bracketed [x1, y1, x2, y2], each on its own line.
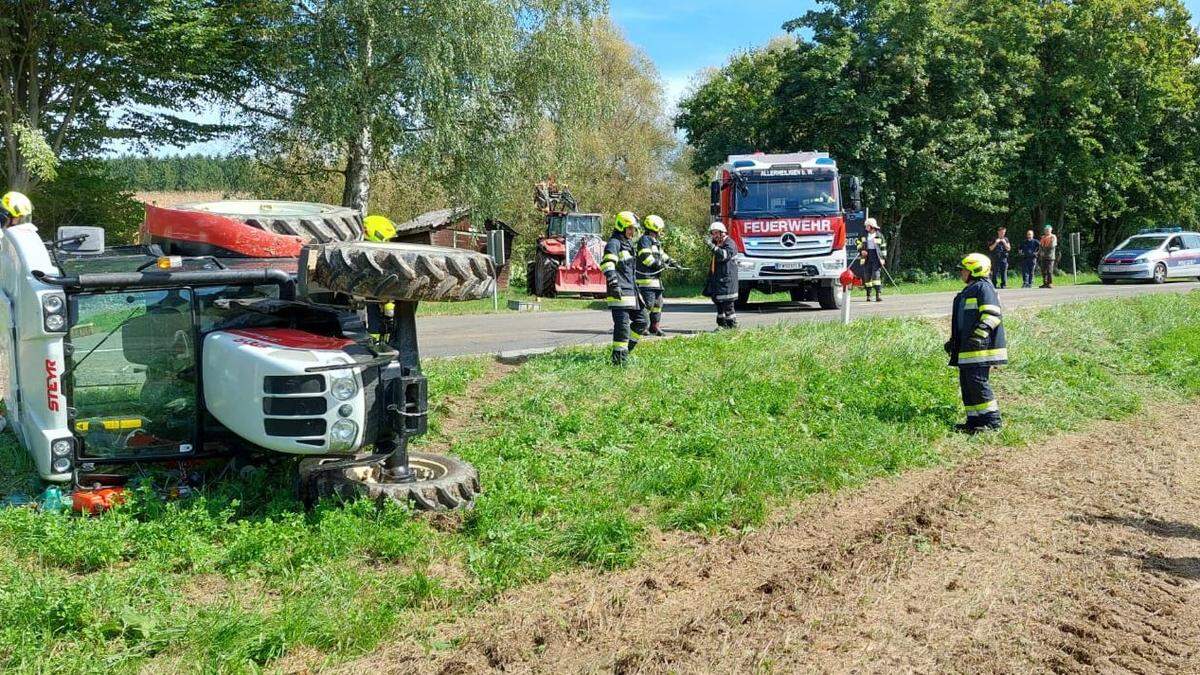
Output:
[710, 152, 863, 310]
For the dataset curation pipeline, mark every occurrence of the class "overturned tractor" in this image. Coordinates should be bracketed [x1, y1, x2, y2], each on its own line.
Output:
[0, 200, 492, 511]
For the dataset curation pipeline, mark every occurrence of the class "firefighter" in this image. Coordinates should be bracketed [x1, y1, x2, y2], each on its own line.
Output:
[1, 191, 33, 228]
[857, 218, 886, 302]
[944, 253, 1007, 434]
[364, 214, 399, 242]
[636, 214, 675, 336]
[704, 222, 739, 329]
[363, 215, 398, 338]
[600, 211, 648, 365]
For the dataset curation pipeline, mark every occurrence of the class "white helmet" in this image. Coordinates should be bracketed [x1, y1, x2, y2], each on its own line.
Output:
[709, 222, 727, 234]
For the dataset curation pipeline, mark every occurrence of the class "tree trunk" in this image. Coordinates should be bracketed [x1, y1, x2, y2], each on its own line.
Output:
[341, 125, 372, 214]
[887, 211, 905, 270]
[1031, 204, 1047, 230]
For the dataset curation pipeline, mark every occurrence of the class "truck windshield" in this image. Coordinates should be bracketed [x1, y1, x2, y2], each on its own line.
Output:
[734, 179, 839, 217]
[1116, 236, 1167, 251]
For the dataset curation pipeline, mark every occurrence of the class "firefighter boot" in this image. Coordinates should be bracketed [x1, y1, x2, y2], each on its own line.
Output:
[875, 287, 882, 302]
[649, 320, 664, 337]
[611, 350, 628, 367]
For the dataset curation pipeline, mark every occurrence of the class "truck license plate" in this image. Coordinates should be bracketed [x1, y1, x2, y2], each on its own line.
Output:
[776, 262, 803, 271]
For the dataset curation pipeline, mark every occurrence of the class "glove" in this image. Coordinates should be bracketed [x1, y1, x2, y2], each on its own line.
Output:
[966, 336, 987, 352]
[606, 281, 620, 299]
[943, 340, 953, 355]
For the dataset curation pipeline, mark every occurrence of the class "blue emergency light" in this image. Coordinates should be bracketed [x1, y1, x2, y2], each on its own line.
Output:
[1138, 226, 1183, 234]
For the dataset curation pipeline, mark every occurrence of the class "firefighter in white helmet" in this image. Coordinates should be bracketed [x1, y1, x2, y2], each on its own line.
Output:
[857, 218, 886, 302]
[1, 191, 33, 229]
[635, 214, 676, 336]
[945, 252, 1007, 433]
[703, 222, 739, 329]
[600, 211, 649, 365]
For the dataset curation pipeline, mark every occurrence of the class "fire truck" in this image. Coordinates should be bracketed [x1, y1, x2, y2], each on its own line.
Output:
[710, 152, 863, 309]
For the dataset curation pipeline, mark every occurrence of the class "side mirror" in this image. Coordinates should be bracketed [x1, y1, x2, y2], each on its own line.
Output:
[709, 180, 720, 217]
[1169, 245, 1182, 252]
[55, 226, 105, 255]
[844, 176, 863, 212]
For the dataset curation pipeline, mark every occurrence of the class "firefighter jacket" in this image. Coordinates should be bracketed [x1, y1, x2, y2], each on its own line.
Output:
[703, 237, 740, 301]
[857, 232, 887, 264]
[635, 233, 670, 289]
[948, 278, 1008, 367]
[601, 232, 640, 308]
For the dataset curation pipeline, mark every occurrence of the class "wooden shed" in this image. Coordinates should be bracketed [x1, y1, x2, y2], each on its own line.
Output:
[392, 208, 518, 289]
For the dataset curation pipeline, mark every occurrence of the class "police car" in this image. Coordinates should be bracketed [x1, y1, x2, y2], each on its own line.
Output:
[1099, 227, 1200, 284]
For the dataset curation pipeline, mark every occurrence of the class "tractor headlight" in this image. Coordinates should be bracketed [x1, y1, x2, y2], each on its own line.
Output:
[329, 418, 358, 449]
[51, 457, 72, 474]
[51, 439, 73, 457]
[331, 376, 358, 401]
[42, 293, 67, 332]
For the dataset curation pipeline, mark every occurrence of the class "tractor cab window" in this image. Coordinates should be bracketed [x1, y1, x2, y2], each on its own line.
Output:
[69, 289, 197, 458]
[546, 216, 566, 237]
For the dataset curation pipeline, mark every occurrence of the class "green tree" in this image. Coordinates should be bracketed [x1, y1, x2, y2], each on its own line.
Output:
[0, 0, 254, 190]
[218, 0, 603, 214]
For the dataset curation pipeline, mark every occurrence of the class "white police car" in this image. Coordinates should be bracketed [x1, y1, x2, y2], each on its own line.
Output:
[1099, 227, 1200, 284]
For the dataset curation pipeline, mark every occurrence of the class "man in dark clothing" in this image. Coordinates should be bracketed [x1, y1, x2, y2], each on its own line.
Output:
[703, 222, 739, 329]
[987, 227, 1011, 289]
[600, 211, 649, 365]
[1018, 229, 1039, 288]
[636, 214, 675, 336]
[857, 218, 886, 302]
[944, 253, 1007, 433]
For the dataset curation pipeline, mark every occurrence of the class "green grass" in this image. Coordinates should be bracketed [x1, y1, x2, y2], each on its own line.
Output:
[418, 272, 1105, 315]
[0, 290, 1197, 671]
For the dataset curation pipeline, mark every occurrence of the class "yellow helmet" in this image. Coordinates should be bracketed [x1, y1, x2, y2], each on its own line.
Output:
[961, 252, 992, 278]
[643, 214, 665, 233]
[363, 214, 397, 242]
[1, 191, 33, 219]
[613, 211, 639, 233]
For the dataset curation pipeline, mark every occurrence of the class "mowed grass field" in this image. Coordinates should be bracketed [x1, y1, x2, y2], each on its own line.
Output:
[0, 291, 1196, 672]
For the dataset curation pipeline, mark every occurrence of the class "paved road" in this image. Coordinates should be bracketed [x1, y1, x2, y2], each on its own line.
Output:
[416, 280, 1200, 358]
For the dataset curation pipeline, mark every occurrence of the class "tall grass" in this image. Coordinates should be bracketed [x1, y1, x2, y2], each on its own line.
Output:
[0, 292, 1195, 671]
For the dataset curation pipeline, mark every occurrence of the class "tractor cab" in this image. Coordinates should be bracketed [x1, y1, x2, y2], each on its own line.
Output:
[545, 213, 602, 239]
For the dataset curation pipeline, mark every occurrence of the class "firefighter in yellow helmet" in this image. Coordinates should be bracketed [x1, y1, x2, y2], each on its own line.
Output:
[635, 214, 676, 336]
[363, 214, 398, 337]
[945, 253, 1007, 434]
[600, 211, 648, 365]
[1, 191, 33, 228]
[364, 214, 398, 242]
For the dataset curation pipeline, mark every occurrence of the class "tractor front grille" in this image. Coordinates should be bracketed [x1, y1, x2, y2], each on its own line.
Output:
[263, 375, 328, 444]
[264, 418, 327, 437]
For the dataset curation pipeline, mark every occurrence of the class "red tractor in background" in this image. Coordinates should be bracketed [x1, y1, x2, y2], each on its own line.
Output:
[526, 180, 607, 298]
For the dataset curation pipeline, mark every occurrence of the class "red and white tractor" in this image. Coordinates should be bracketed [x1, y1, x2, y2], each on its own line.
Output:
[0, 200, 493, 511]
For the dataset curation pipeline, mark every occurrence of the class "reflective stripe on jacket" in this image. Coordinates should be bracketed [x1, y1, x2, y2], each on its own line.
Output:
[635, 233, 669, 289]
[602, 233, 640, 308]
[949, 278, 1008, 367]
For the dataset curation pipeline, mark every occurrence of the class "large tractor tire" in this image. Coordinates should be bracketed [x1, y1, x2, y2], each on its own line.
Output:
[174, 200, 364, 243]
[534, 253, 560, 298]
[306, 242, 495, 302]
[300, 452, 480, 511]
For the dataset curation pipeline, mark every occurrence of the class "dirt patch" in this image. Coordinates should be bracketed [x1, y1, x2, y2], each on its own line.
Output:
[337, 405, 1200, 673]
[423, 359, 517, 455]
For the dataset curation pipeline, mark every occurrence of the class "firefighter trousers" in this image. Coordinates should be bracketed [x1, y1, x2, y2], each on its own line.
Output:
[713, 299, 737, 328]
[643, 289, 664, 330]
[958, 365, 1000, 427]
[611, 307, 649, 359]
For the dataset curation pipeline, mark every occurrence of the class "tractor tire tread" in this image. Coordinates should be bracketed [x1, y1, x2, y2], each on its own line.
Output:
[308, 242, 496, 302]
[300, 452, 480, 512]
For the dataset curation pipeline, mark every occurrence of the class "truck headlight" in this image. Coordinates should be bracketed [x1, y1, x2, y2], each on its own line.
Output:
[331, 376, 358, 401]
[823, 260, 843, 270]
[736, 260, 755, 270]
[330, 418, 358, 448]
